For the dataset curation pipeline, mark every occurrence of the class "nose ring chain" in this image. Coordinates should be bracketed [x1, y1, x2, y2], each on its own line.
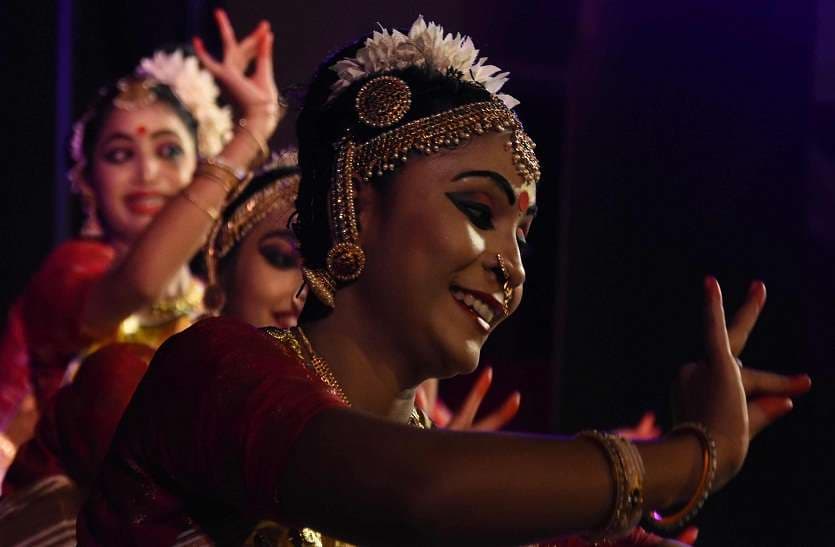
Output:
[496, 253, 513, 315]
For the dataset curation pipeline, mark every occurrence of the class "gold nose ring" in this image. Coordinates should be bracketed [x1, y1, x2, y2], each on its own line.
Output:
[496, 253, 512, 315]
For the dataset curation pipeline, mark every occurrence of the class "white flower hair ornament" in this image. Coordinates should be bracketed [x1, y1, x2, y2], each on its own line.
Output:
[137, 49, 233, 157]
[329, 15, 520, 109]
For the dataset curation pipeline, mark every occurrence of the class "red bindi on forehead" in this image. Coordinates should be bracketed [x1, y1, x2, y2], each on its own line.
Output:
[135, 125, 147, 136]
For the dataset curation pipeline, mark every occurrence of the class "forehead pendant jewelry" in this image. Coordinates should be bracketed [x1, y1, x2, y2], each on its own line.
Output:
[113, 77, 158, 111]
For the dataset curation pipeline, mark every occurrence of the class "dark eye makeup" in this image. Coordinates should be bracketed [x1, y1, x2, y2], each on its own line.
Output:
[446, 192, 495, 230]
[447, 192, 534, 252]
[258, 238, 300, 270]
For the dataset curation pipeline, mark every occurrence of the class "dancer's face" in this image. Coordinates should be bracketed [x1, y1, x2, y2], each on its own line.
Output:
[357, 131, 537, 378]
[87, 103, 197, 244]
[222, 206, 307, 328]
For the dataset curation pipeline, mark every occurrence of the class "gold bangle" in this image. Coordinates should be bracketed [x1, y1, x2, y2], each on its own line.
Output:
[204, 156, 248, 183]
[578, 430, 645, 539]
[199, 170, 236, 193]
[180, 188, 220, 221]
[236, 118, 269, 167]
[195, 161, 241, 193]
[648, 422, 717, 530]
[610, 435, 645, 530]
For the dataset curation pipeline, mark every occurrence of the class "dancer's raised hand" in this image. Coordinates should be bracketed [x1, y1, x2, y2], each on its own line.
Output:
[193, 9, 281, 142]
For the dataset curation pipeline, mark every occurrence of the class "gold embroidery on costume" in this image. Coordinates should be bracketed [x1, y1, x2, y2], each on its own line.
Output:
[65, 273, 203, 386]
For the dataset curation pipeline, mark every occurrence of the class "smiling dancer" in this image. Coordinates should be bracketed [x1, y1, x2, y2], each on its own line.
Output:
[79, 17, 809, 546]
[0, 10, 280, 475]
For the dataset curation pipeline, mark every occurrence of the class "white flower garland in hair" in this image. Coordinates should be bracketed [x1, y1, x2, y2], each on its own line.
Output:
[329, 15, 519, 109]
[138, 49, 233, 157]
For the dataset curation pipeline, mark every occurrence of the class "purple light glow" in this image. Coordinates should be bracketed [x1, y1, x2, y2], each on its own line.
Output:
[53, 0, 73, 244]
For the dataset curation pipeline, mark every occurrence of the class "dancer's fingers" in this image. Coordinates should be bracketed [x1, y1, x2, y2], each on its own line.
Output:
[728, 281, 766, 356]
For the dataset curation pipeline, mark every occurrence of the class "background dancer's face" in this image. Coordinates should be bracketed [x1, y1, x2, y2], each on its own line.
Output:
[356, 131, 537, 378]
[84, 103, 197, 244]
[221, 207, 306, 328]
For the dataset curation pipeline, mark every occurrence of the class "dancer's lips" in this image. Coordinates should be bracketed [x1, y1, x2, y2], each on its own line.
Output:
[450, 285, 506, 332]
[125, 191, 169, 216]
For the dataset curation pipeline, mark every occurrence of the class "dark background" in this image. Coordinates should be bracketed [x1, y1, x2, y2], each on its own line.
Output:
[1, 1, 832, 545]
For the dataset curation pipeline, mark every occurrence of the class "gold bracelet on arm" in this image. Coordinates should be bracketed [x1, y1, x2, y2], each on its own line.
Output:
[236, 118, 270, 167]
[648, 422, 717, 530]
[180, 188, 220, 221]
[194, 159, 247, 194]
[577, 430, 646, 540]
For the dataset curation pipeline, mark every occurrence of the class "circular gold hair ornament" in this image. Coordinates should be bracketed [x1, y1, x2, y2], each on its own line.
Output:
[355, 76, 412, 128]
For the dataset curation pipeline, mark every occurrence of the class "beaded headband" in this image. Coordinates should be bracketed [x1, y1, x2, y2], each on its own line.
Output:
[112, 77, 158, 111]
[203, 154, 301, 313]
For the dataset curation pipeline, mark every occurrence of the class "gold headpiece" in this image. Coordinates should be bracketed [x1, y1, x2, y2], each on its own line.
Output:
[112, 77, 159, 111]
[303, 77, 540, 309]
[203, 164, 300, 314]
[355, 76, 412, 128]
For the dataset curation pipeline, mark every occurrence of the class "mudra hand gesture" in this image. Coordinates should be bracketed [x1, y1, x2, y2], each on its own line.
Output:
[675, 277, 811, 489]
[193, 9, 282, 143]
[416, 368, 522, 431]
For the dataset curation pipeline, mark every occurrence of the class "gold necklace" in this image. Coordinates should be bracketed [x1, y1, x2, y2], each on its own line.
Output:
[295, 327, 350, 406]
[292, 327, 424, 428]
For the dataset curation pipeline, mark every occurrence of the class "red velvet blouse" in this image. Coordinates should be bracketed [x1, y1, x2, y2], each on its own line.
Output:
[78, 317, 347, 545]
[3, 343, 153, 495]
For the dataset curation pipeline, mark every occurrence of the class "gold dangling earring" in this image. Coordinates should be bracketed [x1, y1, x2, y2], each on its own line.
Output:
[496, 253, 513, 315]
[200, 218, 227, 316]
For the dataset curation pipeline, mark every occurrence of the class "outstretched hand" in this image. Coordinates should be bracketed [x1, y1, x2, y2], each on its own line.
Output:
[446, 367, 521, 431]
[415, 368, 521, 431]
[193, 9, 281, 141]
[675, 278, 811, 489]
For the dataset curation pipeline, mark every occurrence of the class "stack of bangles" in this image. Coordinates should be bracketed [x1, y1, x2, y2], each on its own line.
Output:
[576, 421, 717, 541]
[180, 99, 282, 221]
[181, 157, 252, 221]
